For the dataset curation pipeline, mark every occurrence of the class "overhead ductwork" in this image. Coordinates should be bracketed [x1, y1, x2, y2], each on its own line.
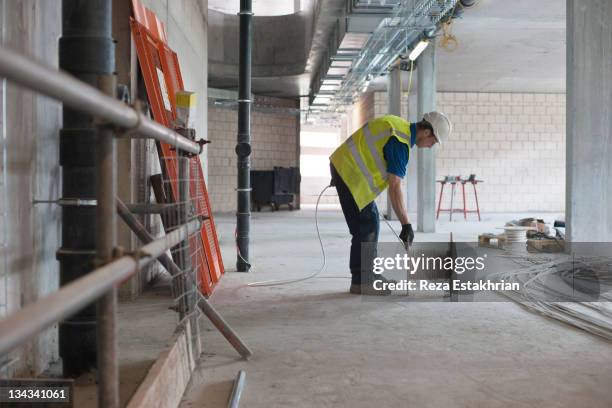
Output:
[308, 0, 461, 115]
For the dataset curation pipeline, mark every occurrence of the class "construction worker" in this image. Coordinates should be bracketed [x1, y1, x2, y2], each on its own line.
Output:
[329, 112, 452, 295]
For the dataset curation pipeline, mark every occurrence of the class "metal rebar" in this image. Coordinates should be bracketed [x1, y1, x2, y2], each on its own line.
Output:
[236, 0, 253, 272]
[227, 370, 246, 408]
[178, 151, 203, 356]
[0, 46, 201, 155]
[176, 154, 191, 319]
[116, 198, 253, 360]
[96, 74, 119, 408]
[0, 218, 201, 356]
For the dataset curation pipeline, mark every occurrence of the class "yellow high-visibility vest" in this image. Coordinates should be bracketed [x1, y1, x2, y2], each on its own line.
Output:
[330, 115, 412, 210]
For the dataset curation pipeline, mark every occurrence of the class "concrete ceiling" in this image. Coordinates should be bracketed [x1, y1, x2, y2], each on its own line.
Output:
[372, 0, 566, 93]
[438, 0, 566, 92]
[208, 0, 346, 98]
[208, 0, 567, 99]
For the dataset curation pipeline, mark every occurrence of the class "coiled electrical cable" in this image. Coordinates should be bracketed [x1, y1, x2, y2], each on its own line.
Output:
[246, 185, 331, 287]
[244, 185, 406, 287]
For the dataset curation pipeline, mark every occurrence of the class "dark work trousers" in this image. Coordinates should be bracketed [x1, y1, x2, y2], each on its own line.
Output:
[330, 163, 379, 285]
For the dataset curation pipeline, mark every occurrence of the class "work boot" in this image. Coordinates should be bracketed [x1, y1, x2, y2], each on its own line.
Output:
[349, 283, 388, 295]
[349, 277, 396, 296]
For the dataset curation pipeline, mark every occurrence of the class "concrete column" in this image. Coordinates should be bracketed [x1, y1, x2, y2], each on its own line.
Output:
[566, 0, 612, 243]
[416, 41, 436, 232]
[386, 66, 401, 220]
[406, 92, 418, 214]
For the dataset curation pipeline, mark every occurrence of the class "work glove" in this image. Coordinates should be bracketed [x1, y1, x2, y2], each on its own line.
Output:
[399, 223, 414, 246]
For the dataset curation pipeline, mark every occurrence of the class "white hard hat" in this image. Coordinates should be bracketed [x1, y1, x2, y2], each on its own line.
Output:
[423, 111, 452, 144]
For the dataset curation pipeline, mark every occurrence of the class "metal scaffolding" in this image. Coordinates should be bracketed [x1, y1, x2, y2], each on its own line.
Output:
[311, 0, 458, 114]
[0, 0, 10, 378]
[0, 17, 252, 405]
[0, 36, 205, 408]
[0, 47, 201, 156]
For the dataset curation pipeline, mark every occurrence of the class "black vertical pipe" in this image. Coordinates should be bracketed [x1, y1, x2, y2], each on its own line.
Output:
[58, 0, 115, 377]
[236, 0, 252, 272]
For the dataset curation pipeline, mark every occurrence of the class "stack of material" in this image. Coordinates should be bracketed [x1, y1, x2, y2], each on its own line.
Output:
[500, 226, 532, 254]
[503, 226, 530, 242]
[506, 217, 548, 233]
[480, 218, 564, 253]
[527, 236, 565, 253]
[478, 233, 506, 249]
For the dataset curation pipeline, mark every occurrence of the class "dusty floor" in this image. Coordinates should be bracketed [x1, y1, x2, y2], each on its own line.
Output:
[179, 209, 612, 408]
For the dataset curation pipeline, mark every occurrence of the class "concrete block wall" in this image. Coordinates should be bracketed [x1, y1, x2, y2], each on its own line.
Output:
[345, 91, 375, 137]
[373, 91, 566, 213]
[436, 92, 565, 213]
[374, 90, 410, 118]
[208, 97, 299, 212]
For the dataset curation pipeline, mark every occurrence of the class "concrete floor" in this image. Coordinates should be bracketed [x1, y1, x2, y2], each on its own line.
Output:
[180, 209, 612, 408]
[71, 282, 179, 407]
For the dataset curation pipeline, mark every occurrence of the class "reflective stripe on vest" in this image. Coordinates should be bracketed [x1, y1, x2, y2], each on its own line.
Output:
[363, 125, 387, 182]
[346, 136, 382, 196]
[330, 115, 412, 210]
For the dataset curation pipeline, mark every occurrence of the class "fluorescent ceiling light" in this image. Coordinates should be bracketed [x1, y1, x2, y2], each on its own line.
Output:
[320, 84, 340, 91]
[328, 68, 349, 77]
[322, 79, 342, 85]
[361, 80, 371, 93]
[331, 60, 352, 68]
[409, 40, 429, 61]
[386, 17, 402, 27]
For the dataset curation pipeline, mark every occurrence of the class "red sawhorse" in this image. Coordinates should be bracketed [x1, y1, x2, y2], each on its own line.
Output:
[436, 174, 482, 221]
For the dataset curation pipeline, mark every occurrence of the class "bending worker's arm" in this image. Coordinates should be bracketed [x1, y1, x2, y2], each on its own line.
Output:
[388, 174, 415, 245]
[388, 174, 409, 225]
[383, 136, 415, 245]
